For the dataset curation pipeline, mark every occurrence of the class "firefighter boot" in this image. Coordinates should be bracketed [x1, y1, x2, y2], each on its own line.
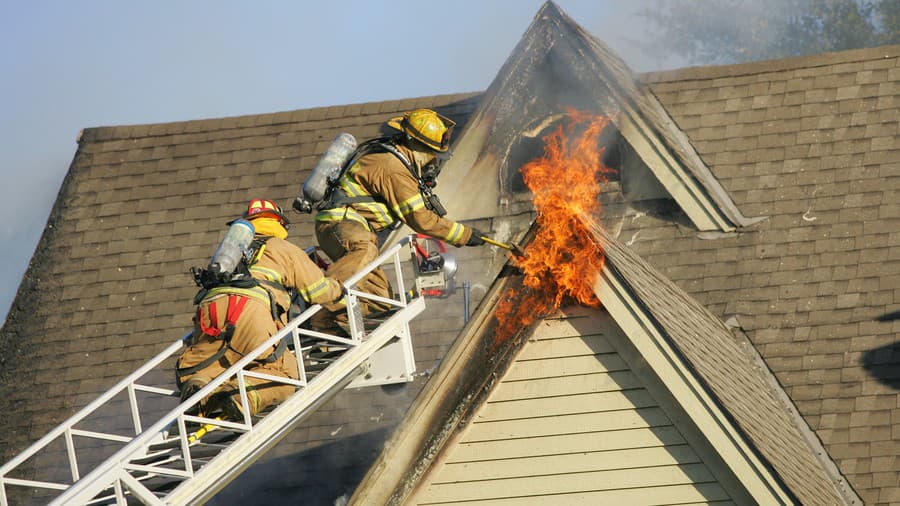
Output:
[178, 377, 209, 416]
[202, 382, 259, 422]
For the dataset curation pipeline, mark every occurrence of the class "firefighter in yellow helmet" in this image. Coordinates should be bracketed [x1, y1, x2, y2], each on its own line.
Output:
[313, 109, 486, 326]
[176, 199, 343, 419]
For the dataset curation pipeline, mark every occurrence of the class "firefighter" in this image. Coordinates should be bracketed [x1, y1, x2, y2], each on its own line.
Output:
[176, 199, 344, 420]
[313, 109, 485, 327]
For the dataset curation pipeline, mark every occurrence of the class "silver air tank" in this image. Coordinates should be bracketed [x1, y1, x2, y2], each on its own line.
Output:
[209, 219, 255, 276]
[293, 132, 357, 213]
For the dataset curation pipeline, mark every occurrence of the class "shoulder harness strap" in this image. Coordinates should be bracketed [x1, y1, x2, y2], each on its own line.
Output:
[322, 136, 416, 210]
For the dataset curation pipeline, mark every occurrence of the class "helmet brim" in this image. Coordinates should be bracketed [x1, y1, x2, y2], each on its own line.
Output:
[387, 116, 404, 132]
[229, 211, 290, 227]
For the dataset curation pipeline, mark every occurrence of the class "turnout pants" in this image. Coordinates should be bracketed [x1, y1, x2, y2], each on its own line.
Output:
[314, 220, 393, 324]
[176, 296, 298, 417]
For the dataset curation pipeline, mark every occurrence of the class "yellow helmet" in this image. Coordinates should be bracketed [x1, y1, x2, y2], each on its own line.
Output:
[387, 109, 456, 158]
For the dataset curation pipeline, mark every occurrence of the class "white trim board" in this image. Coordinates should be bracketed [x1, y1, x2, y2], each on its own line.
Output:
[595, 265, 794, 505]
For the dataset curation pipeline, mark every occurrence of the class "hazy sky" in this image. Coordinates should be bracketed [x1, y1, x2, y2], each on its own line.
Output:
[0, 0, 679, 321]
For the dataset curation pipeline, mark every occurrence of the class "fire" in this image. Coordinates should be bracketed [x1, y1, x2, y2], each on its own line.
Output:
[493, 110, 614, 343]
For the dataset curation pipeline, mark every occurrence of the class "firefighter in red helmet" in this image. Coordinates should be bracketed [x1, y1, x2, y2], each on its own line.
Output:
[177, 199, 343, 419]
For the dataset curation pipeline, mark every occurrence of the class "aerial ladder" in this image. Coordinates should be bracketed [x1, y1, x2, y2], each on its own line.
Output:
[0, 235, 449, 505]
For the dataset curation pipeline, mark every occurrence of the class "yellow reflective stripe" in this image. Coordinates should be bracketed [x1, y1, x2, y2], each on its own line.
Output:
[356, 201, 395, 227]
[298, 277, 331, 302]
[338, 163, 367, 197]
[315, 207, 371, 229]
[446, 222, 465, 245]
[394, 193, 425, 218]
[204, 286, 271, 306]
[249, 265, 283, 285]
[338, 178, 367, 197]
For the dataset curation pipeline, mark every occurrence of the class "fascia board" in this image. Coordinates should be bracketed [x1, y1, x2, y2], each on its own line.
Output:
[595, 264, 793, 505]
[617, 111, 735, 232]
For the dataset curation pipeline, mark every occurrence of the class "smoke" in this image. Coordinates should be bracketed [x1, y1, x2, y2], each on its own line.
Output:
[630, 0, 888, 66]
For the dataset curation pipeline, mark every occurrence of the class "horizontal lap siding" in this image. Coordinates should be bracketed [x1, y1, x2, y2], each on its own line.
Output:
[415, 485, 734, 506]
[413, 318, 733, 505]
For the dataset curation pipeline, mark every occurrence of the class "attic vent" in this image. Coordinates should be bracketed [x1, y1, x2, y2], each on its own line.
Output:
[504, 115, 668, 204]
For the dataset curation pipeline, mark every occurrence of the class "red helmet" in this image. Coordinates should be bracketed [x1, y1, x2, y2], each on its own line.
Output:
[241, 198, 290, 226]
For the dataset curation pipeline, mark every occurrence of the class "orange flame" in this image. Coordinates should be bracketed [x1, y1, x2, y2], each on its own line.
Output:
[493, 111, 614, 343]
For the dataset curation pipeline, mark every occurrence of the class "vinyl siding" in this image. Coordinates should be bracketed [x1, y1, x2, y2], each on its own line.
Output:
[412, 315, 736, 506]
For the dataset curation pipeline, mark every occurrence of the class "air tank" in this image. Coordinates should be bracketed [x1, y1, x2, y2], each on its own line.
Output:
[294, 133, 358, 213]
[208, 219, 255, 276]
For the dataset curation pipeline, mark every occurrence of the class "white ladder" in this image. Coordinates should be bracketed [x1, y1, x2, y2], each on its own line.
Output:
[0, 236, 424, 505]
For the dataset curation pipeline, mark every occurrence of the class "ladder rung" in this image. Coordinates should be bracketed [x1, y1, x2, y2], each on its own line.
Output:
[346, 289, 403, 309]
[118, 471, 165, 506]
[69, 429, 133, 443]
[1, 477, 69, 491]
[240, 371, 304, 387]
[181, 415, 250, 433]
[132, 384, 178, 396]
[297, 328, 358, 345]
[123, 463, 192, 479]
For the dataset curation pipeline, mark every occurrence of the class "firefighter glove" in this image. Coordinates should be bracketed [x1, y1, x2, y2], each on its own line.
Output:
[466, 227, 486, 247]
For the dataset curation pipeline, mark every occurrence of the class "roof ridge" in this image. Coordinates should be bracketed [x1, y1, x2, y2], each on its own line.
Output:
[77, 92, 481, 143]
[640, 43, 900, 84]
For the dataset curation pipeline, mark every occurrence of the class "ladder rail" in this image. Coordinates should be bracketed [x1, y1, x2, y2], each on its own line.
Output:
[43, 301, 323, 505]
[0, 337, 188, 490]
[166, 299, 424, 504]
[15, 236, 418, 506]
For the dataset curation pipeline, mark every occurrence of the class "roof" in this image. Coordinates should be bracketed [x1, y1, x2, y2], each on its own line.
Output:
[353, 4, 896, 504]
[636, 42, 900, 506]
[351, 220, 855, 504]
[0, 93, 487, 504]
[591, 222, 853, 504]
[2, 1, 898, 504]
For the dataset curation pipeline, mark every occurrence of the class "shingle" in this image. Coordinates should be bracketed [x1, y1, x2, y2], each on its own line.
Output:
[6, 10, 898, 504]
[642, 44, 900, 505]
[1, 88, 486, 504]
[592, 223, 851, 505]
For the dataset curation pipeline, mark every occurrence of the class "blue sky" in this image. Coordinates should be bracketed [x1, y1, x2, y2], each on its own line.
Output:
[0, 0, 675, 321]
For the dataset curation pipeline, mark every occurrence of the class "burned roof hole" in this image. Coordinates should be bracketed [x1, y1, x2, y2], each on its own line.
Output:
[504, 114, 621, 195]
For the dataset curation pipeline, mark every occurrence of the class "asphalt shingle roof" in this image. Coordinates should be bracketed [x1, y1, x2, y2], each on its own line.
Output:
[592, 221, 853, 505]
[630, 43, 900, 505]
[2, 3, 897, 503]
[0, 93, 487, 504]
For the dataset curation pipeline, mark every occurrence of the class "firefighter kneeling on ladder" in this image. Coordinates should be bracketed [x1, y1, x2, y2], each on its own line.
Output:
[176, 199, 344, 420]
[303, 108, 488, 331]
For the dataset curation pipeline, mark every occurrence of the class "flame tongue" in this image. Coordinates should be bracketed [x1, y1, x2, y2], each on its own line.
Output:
[493, 111, 614, 343]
